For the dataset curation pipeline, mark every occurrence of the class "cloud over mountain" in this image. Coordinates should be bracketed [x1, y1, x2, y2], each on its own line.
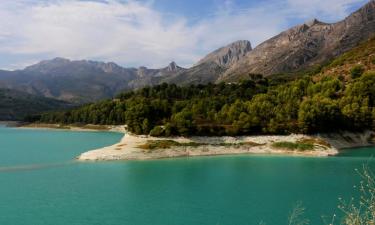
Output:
[0, 0, 368, 69]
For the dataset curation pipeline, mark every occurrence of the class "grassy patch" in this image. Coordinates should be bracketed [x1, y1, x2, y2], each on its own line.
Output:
[138, 140, 204, 151]
[137, 140, 264, 151]
[299, 138, 331, 148]
[271, 141, 314, 151]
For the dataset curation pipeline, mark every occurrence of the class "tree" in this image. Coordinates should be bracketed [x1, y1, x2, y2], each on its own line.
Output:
[298, 96, 340, 133]
[150, 126, 164, 137]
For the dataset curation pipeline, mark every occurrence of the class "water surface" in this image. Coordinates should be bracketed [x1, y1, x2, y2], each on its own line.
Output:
[0, 126, 374, 225]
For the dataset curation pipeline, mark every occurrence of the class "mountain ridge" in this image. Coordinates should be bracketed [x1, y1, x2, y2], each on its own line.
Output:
[0, 1, 373, 103]
[221, 0, 375, 81]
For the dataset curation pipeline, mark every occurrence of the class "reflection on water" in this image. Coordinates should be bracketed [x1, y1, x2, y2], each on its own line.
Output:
[0, 161, 76, 172]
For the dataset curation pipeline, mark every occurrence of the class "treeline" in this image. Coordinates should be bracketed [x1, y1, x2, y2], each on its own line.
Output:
[37, 71, 375, 136]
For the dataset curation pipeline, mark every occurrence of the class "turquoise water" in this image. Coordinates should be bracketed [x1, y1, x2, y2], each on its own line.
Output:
[0, 126, 374, 225]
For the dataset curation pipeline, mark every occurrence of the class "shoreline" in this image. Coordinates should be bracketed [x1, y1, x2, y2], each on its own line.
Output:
[6, 122, 374, 161]
[76, 132, 375, 161]
[16, 123, 127, 133]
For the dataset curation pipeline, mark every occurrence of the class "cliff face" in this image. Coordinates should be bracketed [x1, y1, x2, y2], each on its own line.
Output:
[196, 40, 252, 67]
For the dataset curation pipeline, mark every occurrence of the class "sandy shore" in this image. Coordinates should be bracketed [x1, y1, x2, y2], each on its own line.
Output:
[12, 122, 375, 161]
[18, 123, 126, 133]
[77, 133, 347, 161]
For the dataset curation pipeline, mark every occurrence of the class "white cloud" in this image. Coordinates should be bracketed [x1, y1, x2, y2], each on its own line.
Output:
[0, 0, 369, 69]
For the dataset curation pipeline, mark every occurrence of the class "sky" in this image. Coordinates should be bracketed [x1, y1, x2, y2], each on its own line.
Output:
[0, 0, 369, 70]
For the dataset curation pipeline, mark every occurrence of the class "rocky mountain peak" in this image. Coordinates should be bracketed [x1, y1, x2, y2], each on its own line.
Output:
[85, 61, 124, 74]
[305, 18, 325, 27]
[166, 61, 179, 72]
[196, 40, 252, 68]
[24, 57, 71, 73]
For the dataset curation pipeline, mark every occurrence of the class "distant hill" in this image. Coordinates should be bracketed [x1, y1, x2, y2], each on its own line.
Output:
[0, 1, 373, 103]
[0, 59, 186, 103]
[0, 89, 71, 121]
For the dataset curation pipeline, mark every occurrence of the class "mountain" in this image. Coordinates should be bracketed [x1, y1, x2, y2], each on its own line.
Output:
[221, 0, 375, 81]
[0, 1, 373, 103]
[37, 36, 375, 136]
[0, 88, 71, 120]
[160, 40, 252, 84]
[0, 59, 186, 103]
[196, 40, 252, 67]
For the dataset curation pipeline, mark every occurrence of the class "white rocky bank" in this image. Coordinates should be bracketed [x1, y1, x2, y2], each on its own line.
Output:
[76, 131, 375, 161]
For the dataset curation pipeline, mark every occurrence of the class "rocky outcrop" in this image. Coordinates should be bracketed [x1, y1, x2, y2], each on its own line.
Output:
[196, 40, 252, 67]
[159, 40, 252, 84]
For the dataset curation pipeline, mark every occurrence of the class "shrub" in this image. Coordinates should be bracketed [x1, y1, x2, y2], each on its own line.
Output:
[138, 140, 179, 150]
[149, 126, 164, 137]
[137, 140, 203, 151]
[350, 65, 365, 79]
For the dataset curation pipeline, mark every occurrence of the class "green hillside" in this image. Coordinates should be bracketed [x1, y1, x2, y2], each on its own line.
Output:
[36, 38, 375, 136]
[0, 89, 72, 121]
[317, 36, 375, 79]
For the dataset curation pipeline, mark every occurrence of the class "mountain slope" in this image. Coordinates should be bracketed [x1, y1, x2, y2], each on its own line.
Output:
[221, 0, 375, 81]
[0, 89, 71, 120]
[37, 36, 375, 136]
[315, 36, 375, 80]
[0, 59, 186, 103]
[160, 40, 252, 84]
[0, 1, 373, 102]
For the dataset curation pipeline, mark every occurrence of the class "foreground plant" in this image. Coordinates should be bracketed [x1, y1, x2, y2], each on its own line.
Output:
[336, 165, 375, 225]
[288, 202, 310, 225]
[283, 165, 375, 225]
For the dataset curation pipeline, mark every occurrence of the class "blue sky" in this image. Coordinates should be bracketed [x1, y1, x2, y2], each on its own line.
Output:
[0, 0, 369, 70]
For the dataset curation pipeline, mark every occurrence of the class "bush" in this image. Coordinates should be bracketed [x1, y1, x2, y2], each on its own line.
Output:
[149, 126, 164, 137]
[350, 65, 365, 79]
[138, 140, 180, 150]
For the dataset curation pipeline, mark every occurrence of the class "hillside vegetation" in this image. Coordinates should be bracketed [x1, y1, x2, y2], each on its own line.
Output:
[36, 38, 375, 136]
[0, 89, 71, 121]
[316, 36, 375, 80]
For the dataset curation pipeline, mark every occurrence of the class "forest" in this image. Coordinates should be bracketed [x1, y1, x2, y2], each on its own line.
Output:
[35, 69, 375, 136]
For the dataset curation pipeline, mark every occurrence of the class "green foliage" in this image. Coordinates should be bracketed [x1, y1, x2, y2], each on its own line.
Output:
[137, 140, 262, 151]
[271, 141, 314, 151]
[0, 89, 71, 121]
[298, 95, 340, 133]
[138, 140, 203, 151]
[37, 70, 375, 136]
[350, 65, 365, 79]
[149, 126, 164, 137]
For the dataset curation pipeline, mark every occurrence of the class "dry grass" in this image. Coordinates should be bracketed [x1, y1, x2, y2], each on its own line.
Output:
[336, 165, 375, 225]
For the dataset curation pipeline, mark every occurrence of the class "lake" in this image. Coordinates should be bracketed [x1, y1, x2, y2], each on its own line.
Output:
[0, 126, 374, 225]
